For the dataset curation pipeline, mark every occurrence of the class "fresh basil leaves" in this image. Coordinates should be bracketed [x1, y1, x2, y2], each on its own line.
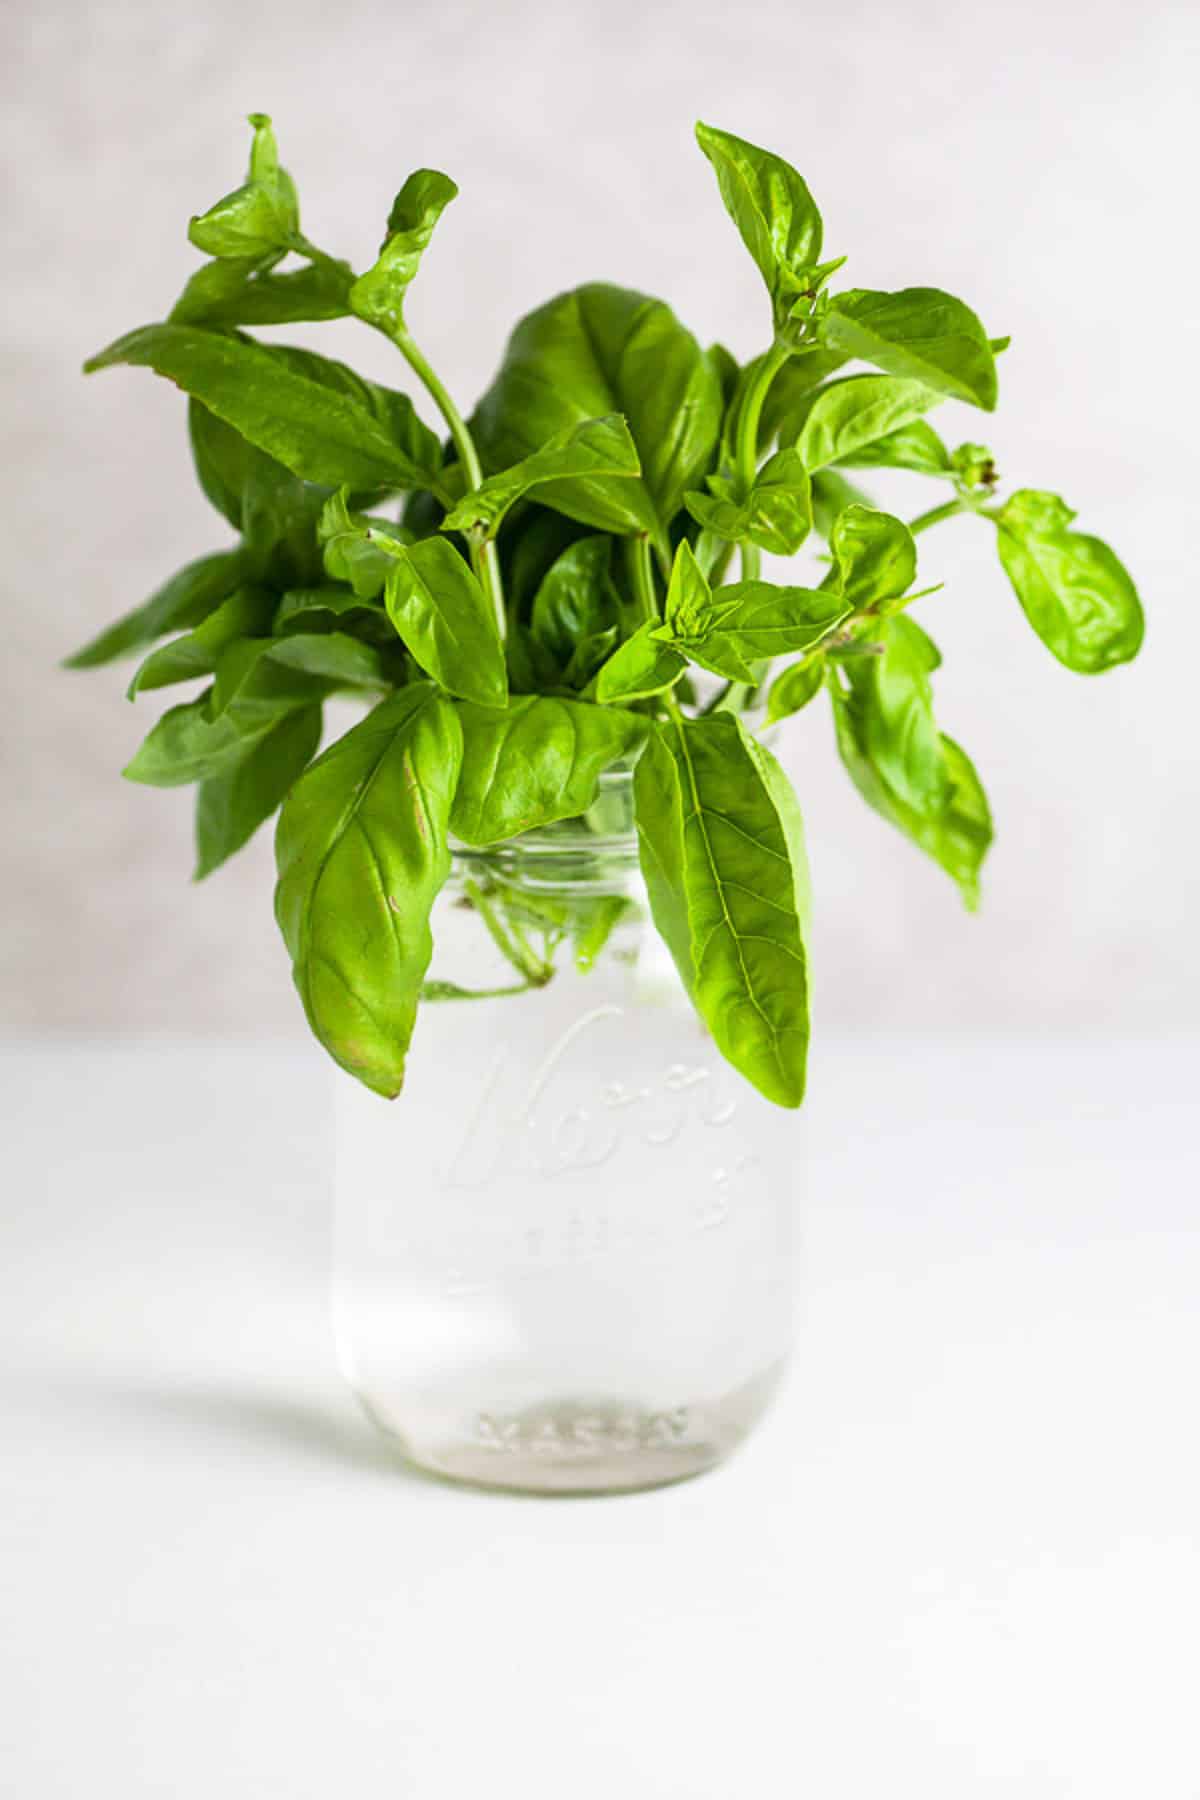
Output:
[71, 113, 1144, 1106]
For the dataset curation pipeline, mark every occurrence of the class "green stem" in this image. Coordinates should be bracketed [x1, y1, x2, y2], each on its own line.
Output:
[908, 498, 969, 538]
[731, 341, 792, 586]
[626, 533, 659, 624]
[463, 878, 553, 986]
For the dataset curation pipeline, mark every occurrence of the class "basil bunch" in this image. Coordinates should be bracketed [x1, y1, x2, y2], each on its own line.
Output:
[70, 116, 1144, 1105]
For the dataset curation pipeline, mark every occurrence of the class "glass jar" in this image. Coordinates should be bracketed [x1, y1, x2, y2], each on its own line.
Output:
[332, 773, 799, 1494]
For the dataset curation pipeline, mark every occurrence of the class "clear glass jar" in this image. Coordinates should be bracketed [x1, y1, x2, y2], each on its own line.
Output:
[332, 773, 799, 1494]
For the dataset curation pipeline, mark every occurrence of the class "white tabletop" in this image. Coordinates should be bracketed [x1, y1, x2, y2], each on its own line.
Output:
[2, 1037, 1197, 1798]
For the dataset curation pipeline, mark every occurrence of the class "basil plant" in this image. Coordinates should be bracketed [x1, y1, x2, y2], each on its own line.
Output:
[70, 116, 1144, 1107]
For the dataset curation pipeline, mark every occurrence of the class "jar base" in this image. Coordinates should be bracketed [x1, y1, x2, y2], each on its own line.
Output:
[352, 1361, 788, 1496]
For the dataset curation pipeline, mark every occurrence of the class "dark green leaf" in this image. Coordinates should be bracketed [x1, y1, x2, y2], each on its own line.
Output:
[85, 324, 440, 492]
[994, 489, 1144, 673]
[63, 550, 245, 669]
[384, 537, 506, 706]
[684, 448, 812, 555]
[273, 586, 388, 633]
[471, 283, 722, 545]
[348, 169, 458, 334]
[450, 696, 648, 845]
[837, 418, 952, 476]
[821, 287, 998, 410]
[593, 625, 687, 703]
[441, 415, 641, 539]
[562, 626, 619, 691]
[194, 703, 322, 878]
[274, 685, 462, 1096]
[828, 505, 918, 609]
[634, 711, 811, 1107]
[785, 374, 942, 471]
[188, 113, 300, 260]
[694, 122, 824, 331]
[261, 631, 386, 688]
[529, 535, 617, 663]
[126, 585, 276, 697]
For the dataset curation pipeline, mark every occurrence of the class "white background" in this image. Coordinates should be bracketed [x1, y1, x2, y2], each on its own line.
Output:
[3, 0, 1197, 1037]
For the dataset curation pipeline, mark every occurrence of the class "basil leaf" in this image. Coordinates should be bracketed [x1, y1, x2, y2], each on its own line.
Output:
[634, 711, 811, 1108]
[123, 664, 323, 788]
[383, 538, 506, 707]
[63, 549, 245, 669]
[846, 615, 947, 813]
[994, 489, 1144, 673]
[828, 505, 918, 609]
[188, 113, 300, 260]
[765, 657, 824, 723]
[274, 685, 462, 1096]
[530, 535, 617, 663]
[821, 287, 998, 410]
[472, 283, 721, 545]
[758, 348, 851, 448]
[349, 170, 458, 334]
[450, 697, 648, 845]
[832, 671, 992, 908]
[684, 447, 812, 555]
[593, 625, 687, 704]
[694, 123, 823, 332]
[195, 703, 323, 879]
[836, 418, 952, 476]
[563, 627, 619, 691]
[810, 469, 874, 538]
[85, 325, 439, 492]
[441, 415, 641, 539]
[126, 585, 276, 697]
[273, 586, 388, 633]
[655, 542, 847, 682]
[171, 260, 353, 327]
[784, 374, 942, 471]
[260, 632, 386, 688]
[209, 639, 337, 718]
[318, 490, 415, 598]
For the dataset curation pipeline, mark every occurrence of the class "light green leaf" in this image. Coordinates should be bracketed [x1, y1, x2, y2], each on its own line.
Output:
[655, 542, 847, 682]
[171, 259, 353, 328]
[836, 418, 952, 477]
[348, 170, 458, 334]
[994, 489, 1144, 673]
[63, 550, 246, 669]
[810, 469, 875, 538]
[123, 657, 325, 787]
[684, 447, 812, 555]
[318, 490, 415, 598]
[766, 657, 824, 723]
[782, 374, 942, 471]
[593, 625, 687, 703]
[442, 415, 640, 540]
[849, 615, 948, 813]
[828, 505, 918, 610]
[694, 122, 824, 332]
[634, 711, 811, 1107]
[195, 703, 323, 879]
[85, 325, 440, 492]
[126, 585, 276, 697]
[188, 114, 300, 260]
[471, 283, 722, 545]
[822, 287, 998, 410]
[384, 537, 506, 707]
[274, 685, 462, 1096]
[450, 696, 648, 845]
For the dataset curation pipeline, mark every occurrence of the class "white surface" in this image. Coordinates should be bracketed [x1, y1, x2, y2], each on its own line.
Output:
[2, 1037, 1198, 1797]
[4, 0, 1196, 1036]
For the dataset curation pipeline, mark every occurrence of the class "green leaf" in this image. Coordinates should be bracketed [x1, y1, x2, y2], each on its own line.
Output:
[348, 170, 458, 334]
[274, 586, 388, 632]
[318, 490, 415, 598]
[450, 696, 648, 845]
[694, 122, 824, 332]
[654, 542, 847, 683]
[126, 585, 276, 697]
[274, 685, 462, 1096]
[441, 415, 641, 539]
[846, 615, 947, 813]
[832, 670, 992, 909]
[836, 417, 952, 477]
[260, 631, 386, 688]
[994, 489, 1144, 673]
[821, 287, 998, 410]
[63, 550, 245, 669]
[634, 711, 811, 1108]
[593, 624, 687, 703]
[123, 659, 324, 787]
[684, 448, 812, 555]
[758, 348, 851, 448]
[529, 535, 617, 663]
[85, 324, 440, 492]
[766, 657, 824, 722]
[828, 505, 918, 609]
[171, 260, 353, 328]
[195, 703, 323, 879]
[384, 537, 506, 707]
[810, 469, 874, 538]
[785, 374, 942, 471]
[188, 114, 300, 260]
[471, 283, 722, 545]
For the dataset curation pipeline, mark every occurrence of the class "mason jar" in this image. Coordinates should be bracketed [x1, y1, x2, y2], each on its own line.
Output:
[332, 772, 800, 1494]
